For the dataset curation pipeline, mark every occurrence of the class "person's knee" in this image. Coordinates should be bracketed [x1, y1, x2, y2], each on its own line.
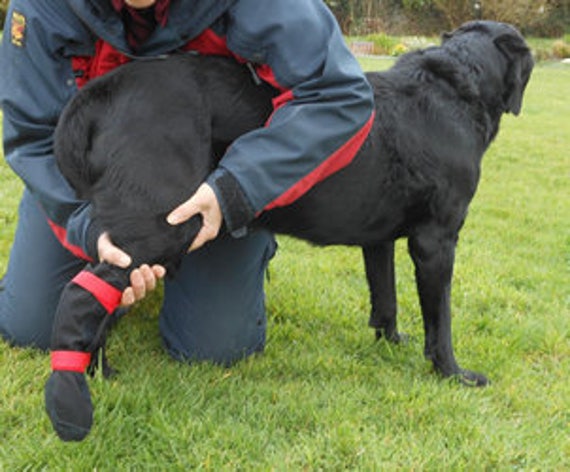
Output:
[0, 270, 61, 351]
[159, 229, 275, 366]
[1, 326, 51, 351]
[160, 285, 268, 366]
[0, 191, 83, 351]
[161, 314, 266, 366]
[0, 290, 52, 350]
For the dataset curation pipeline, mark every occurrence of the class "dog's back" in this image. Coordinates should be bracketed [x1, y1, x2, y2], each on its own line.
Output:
[258, 60, 484, 245]
[260, 21, 533, 247]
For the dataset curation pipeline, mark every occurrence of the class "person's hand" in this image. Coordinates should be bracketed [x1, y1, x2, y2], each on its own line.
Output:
[167, 182, 223, 252]
[97, 232, 166, 307]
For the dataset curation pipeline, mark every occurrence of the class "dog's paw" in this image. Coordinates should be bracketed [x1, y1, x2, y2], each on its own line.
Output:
[458, 369, 489, 387]
[375, 328, 410, 344]
[45, 371, 93, 441]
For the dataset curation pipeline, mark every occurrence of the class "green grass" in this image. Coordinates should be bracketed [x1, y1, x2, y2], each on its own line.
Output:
[0, 59, 569, 470]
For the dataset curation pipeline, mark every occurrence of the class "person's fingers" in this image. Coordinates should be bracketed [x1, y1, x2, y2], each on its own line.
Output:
[121, 287, 136, 307]
[119, 265, 165, 308]
[167, 183, 223, 251]
[189, 224, 219, 252]
[129, 268, 146, 301]
[167, 197, 199, 226]
[151, 264, 167, 279]
[139, 264, 156, 292]
[99, 234, 167, 308]
[167, 183, 218, 225]
[98, 232, 132, 268]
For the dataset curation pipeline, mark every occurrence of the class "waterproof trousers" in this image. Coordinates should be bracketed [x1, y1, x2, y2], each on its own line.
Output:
[0, 190, 276, 365]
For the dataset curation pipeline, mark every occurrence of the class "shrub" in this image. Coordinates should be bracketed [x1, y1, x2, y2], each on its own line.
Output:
[363, 33, 398, 55]
[552, 39, 570, 58]
[392, 43, 409, 56]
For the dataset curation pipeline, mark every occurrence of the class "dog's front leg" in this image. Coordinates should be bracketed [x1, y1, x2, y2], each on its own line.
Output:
[362, 242, 405, 343]
[408, 228, 488, 386]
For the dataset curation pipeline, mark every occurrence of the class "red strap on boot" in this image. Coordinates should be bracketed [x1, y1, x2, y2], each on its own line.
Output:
[51, 351, 92, 373]
[72, 271, 123, 314]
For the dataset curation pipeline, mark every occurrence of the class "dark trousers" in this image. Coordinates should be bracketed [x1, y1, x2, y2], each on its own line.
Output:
[0, 190, 276, 365]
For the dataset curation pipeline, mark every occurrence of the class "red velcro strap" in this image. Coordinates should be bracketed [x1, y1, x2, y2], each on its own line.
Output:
[51, 351, 91, 373]
[72, 270, 123, 314]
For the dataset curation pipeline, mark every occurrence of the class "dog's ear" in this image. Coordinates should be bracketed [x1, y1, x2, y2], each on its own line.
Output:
[494, 33, 534, 115]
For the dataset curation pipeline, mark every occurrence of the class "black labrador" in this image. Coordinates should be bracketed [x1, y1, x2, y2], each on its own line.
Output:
[46, 21, 533, 441]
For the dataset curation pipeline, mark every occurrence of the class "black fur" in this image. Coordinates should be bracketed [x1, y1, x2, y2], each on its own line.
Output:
[259, 21, 534, 385]
[47, 53, 277, 441]
[55, 54, 277, 273]
[54, 21, 533, 391]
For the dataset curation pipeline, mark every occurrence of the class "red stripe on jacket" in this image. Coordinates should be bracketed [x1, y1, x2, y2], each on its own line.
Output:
[46, 219, 93, 261]
[72, 41, 131, 89]
[263, 112, 375, 211]
[182, 28, 374, 211]
[72, 270, 123, 314]
[185, 29, 289, 93]
[183, 28, 235, 58]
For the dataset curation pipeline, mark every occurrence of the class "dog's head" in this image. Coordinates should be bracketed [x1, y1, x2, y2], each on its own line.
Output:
[443, 21, 534, 115]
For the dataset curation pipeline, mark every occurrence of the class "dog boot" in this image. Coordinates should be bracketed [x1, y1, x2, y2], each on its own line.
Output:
[45, 262, 128, 441]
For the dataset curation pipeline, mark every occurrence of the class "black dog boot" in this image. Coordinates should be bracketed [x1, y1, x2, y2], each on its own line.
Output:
[45, 355, 94, 441]
[45, 263, 128, 441]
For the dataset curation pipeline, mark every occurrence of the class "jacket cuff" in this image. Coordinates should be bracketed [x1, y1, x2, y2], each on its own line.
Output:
[65, 202, 101, 262]
[206, 168, 255, 235]
[84, 218, 103, 262]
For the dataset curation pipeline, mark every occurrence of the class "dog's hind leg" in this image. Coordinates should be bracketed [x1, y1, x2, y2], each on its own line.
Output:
[408, 227, 488, 386]
[45, 262, 129, 441]
[363, 242, 406, 343]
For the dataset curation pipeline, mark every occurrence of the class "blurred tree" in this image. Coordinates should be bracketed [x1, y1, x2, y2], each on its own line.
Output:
[1, 1, 567, 39]
[0, 0, 8, 29]
[325, 0, 568, 35]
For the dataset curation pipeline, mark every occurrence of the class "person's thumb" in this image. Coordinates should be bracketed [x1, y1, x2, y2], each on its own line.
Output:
[167, 197, 199, 226]
[97, 232, 132, 268]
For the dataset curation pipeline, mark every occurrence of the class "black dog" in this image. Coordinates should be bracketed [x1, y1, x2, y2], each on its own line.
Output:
[46, 21, 533, 441]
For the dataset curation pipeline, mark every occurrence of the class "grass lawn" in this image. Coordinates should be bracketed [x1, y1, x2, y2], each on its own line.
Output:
[0, 58, 569, 470]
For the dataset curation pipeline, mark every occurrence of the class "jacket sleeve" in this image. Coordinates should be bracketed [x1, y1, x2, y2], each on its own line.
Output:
[206, 0, 375, 233]
[0, 2, 98, 260]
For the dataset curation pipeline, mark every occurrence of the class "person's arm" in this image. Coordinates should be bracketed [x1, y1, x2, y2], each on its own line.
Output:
[169, 0, 374, 247]
[1, 2, 164, 303]
[0, 3, 101, 260]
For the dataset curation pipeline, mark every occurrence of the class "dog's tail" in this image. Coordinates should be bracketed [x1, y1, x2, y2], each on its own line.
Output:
[54, 79, 116, 199]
